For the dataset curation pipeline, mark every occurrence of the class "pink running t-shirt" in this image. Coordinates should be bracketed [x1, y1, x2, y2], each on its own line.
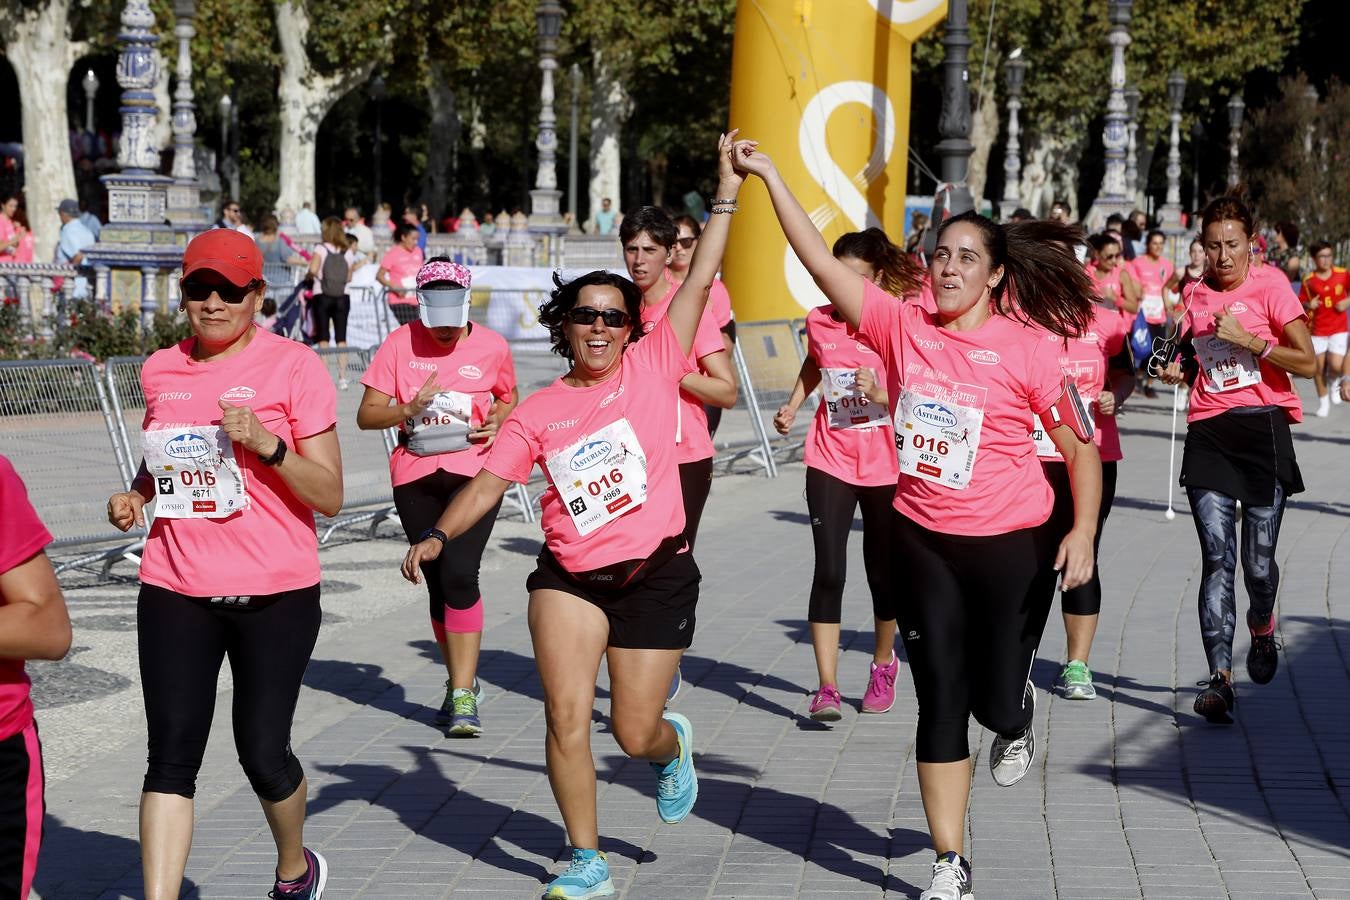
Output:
[857, 281, 1063, 536]
[139, 328, 337, 596]
[379, 245, 425, 305]
[1034, 306, 1131, 463]
[708, 279, 734, 330]
[0, 455, 52, 741]
[1129, 255, 1175, 324]
[1089, 262, 1126, 311]
[803, 305, 899, 487]
[485, 319, 695, 571]
[363, 321, 516, 486]
[639, 276, 725, 465]
[1180, 266, 1308, 424]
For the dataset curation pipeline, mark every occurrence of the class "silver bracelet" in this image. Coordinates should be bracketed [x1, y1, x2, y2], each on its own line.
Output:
[710, 206, 738, 215]
[710, 197, 738, 205]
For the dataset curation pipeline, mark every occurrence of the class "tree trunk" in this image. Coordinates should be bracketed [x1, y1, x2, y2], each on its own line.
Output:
[273, 1, 375, 214]
[588, 49, 631, 227]
[647, 151, 667, 209]
[967, 91, 1000, 205]
[3, 0, 83, 263]
[422, 60, 457, 220]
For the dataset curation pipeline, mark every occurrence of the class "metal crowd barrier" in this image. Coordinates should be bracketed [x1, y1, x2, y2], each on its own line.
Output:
[0, 359, 145, 575]
[726, 319, 814, 470]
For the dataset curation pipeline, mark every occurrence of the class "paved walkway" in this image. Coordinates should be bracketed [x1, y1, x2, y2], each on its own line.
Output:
[32, 387, 1350, 899]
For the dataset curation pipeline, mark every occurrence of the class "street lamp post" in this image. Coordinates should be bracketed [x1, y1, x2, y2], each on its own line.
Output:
[1227, 93, 1244, 188]
[1190, 119, 1204, 210]
[370, 75, 385, 213]
[1088, 0, 1133, 226]
[1123, 84, 1140, 204]
[528, 0, 566, 238]
[924, 0, 974, 254]
[82, 70, 99, 134]
[999, 51, 1026, 221]
[1158, 70, 1186, 229]
[567, 63, 581, 234]
[218, 93, 232, 202]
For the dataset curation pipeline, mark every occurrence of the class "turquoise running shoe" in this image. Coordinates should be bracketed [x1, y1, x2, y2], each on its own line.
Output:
[544, 848, 614, 899]
[651, 712, 697, 824]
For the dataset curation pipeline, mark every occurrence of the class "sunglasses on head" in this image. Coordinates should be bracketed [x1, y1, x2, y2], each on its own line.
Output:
[674, 236, 697, 249]
[565, 306, 630, 327]
[181, 279, 263, 304]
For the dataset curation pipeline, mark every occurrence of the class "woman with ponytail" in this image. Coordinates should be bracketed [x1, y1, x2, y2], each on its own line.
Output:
[1156, 194, 1314, 725]
[732, 141, 1101, 900]
[772, 228, 924, 721]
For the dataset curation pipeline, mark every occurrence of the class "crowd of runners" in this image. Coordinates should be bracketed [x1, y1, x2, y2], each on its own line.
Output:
[0, 130, 1328, 900]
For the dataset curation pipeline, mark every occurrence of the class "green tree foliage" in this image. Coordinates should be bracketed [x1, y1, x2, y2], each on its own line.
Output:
[1244, 74, 1350, 244]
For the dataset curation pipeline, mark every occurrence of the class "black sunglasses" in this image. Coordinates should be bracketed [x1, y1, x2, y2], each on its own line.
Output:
[565, 306, 630, 327]
[181, 279, 263, 304]
[674, 236, 697, 249]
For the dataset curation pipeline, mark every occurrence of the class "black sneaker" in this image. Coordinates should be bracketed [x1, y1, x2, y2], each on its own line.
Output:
[1194, 673, 1236, 724]
[1246, 611, 1280, 685]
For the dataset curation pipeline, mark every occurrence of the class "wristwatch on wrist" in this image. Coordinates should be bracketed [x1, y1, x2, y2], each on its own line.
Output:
[259, 437, 287, 467]
[420, 527, 449, 546]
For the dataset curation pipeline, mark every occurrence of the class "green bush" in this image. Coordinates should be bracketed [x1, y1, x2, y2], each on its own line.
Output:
[0, 299, 195, 362]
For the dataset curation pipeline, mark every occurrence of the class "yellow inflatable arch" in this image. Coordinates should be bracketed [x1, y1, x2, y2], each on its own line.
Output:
[724, 0, 947, 322]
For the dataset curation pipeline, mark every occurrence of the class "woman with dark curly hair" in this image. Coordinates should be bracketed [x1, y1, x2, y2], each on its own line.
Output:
[400, 133, 742, 900]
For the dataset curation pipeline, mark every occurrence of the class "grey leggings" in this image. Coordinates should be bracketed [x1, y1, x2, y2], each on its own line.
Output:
[1187, 485, 1286, 673]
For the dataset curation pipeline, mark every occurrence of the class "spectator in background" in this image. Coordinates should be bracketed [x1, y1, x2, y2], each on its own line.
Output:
[480, 211, 497, 239]
[0, 455, 73, 900]
[343, 207, 376, 257]
[379, 223, 425, 325]
[78, 198, 102, 240]
[1269, 221, 1303, 293]
[215, 199, 253, 238]
[904, 211, 929, 264]
[401, 206, 428, 251]
[371, 202, 395, 234]
[277, 207, 298, 236]
[55, 199, 96, 298]
[1122, 213, 1145, 259]
[294, 202, 322, 236]
[592, 197, 618, 235]
[255, 215, 305, 268]
[1009, 208, 1033, 223]
[0, 195, 22, 262]
[11, 208, 34, 263]
[1048, 199, 1073, 225]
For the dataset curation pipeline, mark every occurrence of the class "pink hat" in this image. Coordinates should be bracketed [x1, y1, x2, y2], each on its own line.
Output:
[416, 259, 472, 290]
[415, 260, 473, 328]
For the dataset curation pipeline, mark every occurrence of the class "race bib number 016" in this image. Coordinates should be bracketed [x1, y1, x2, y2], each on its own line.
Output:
[821, 367, 888, 430]
[144, 426, 248, 519]
[405, 390, 473, 456]
[896, 388, 984, 490]
[1196, 334, 1260, 393]
[544, 418, 648, 537]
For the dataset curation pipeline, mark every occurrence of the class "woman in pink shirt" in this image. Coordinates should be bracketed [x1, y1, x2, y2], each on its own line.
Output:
[0, 196, 20, 263]
[105, 229, 343, 899]
[359, 259, 518, 737]
[733, 141, 1101, 900]
[1156, 194, 1314, 725]
[1128, 230, 1176, 397]
[1087, 233, 1140, 314]
[399, 134, 741, 900]
[772, 229, 921, 722]
[378, 224, 426, 325]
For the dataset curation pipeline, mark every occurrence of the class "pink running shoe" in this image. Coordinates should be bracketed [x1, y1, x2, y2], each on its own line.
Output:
[862, 652, 898, 714]
[809, 684, 843, 721]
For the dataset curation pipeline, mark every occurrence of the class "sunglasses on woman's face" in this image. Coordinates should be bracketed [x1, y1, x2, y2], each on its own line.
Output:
[674, 236, 697, 249]
[181, 279, 262, 304]
[565, 306, 630, 327]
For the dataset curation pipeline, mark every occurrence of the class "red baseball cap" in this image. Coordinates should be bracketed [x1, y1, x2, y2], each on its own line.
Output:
[181, 228, 264, 286]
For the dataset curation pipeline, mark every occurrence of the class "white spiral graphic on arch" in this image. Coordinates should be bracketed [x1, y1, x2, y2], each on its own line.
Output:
[785, 80, 896, 311]
[866, 0, 945, 25]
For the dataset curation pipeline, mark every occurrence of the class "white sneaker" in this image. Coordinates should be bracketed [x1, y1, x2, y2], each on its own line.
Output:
[1333, 381, 1343, 404]
[919, 852, 974, 900]
[989, 680, 1036, 787]
[1316, 396, 1330, 417]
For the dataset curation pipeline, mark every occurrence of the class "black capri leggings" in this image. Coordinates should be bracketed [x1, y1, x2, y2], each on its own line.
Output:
[805, 466, 896, 624]
[393, 469, 503, 619]
[895, 512, 1059, 763]
[309, 293, 350, 343]
[678, 457, 714, 550]
[138, 583, 321, 801]
[1044, 460, 1117, 616]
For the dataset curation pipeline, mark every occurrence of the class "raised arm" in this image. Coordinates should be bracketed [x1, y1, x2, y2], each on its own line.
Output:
[731, 141, 868, 329]
[667, 131, 743, 356]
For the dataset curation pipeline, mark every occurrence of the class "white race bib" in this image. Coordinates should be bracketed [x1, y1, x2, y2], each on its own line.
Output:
[143, 426, 249, 519]
[405, 390, 473, 456]
[896, 389, 984, 490]
[1031, 422, 1059, 459]
[401, 275, 416, 289]
[821, 367, 889, 430]
[1142, 291, 1165, 322]
[544, 418, 647, 536]
[1196, 334, 1260, 393]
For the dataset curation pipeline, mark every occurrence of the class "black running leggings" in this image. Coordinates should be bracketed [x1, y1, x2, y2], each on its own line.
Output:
[678, 457, 714, 550]
[393, 469, 503, 621]
[138, 583, 320, 800]
[895, 513, 1059, 763]
[805, 466, 896, 624]
[1044, 460, 1117, 616]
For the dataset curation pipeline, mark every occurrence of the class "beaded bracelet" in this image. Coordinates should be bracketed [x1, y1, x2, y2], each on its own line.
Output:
[710, 205, 738, 215]
[710, 197, 738, 206]
[1259, 339, 1275, 359]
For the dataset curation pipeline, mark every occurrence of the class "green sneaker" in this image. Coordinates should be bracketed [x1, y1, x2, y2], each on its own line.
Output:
[434, 677, 484, 725]
[1057, 660, 1096, 700]
[448, 689, 482, 736]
